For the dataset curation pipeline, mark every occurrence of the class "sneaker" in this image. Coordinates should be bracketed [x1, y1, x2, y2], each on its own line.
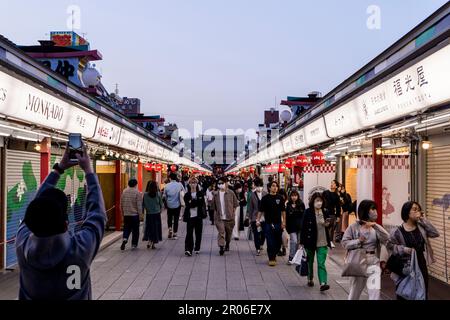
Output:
[219, 246, 225, 256]
[330, 242, 336, 249]
[147, 242, 152, 249]
[307, 280, 314, 287]
[256, 250, 261, 256]
[131, 245, 137, 250]
[320, 284, 330, 291]
[168, 229, 173, 239]
[234, 237, 239, 241]
[152, 243, 156, 249]
[185, 251, 192, 256]
[268, 260, 276, 267]
[287, 258, 293, 265]
[173, 234, 178, 240]
[225, 244, 230, 252]
[120, 240, 127, 251]
[195, 251, 200, 255]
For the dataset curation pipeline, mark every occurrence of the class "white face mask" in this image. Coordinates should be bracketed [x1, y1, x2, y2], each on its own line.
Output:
[218, 184, 225, 190]
[314, 201, 323, 209]
[369, 210, 378, 222]
[256, 187, 263, 193]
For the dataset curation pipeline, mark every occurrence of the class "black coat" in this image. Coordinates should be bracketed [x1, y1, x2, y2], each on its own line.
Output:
[322, 190, 341, 218]
[300, 208, 332, 249]
[285, 201, 305, 234]
[183, 189, 206, 222]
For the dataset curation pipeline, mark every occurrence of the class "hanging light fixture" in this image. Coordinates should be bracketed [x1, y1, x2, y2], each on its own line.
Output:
[344, 152, 350, 160]
[376, 147, 382, 155]
[101, 155, 106, 160]
[34, 143, 41, 151]
[422, 137, 432, 150]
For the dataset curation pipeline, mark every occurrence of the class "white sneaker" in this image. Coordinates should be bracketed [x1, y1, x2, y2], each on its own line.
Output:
[330, 241, 336, 248]
[195, 251, 200, 255]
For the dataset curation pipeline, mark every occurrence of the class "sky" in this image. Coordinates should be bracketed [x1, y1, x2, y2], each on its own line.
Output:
[0, 0, 448, 139]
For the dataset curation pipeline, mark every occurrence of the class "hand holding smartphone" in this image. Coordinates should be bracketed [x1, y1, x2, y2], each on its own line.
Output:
[68, 133, 83, 163]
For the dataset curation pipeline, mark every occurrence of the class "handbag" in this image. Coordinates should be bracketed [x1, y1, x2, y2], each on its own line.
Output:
[341, 248, 368, 277]
[295, 248, 308, 277]
[396, 250, 426, 300]
[386, 253, 406, 276]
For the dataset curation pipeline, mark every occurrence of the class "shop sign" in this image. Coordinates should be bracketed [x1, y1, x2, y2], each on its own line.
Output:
[356, 44, 450, 127]
[0, 70, 97, 137]
[93, 118, 121, 145]
[281, 137, 294, 153]
[324, 101, 362, 138]
[290, 128, 307, 150]
[118, 129, 140, 151]
[304, 118, 328, 146]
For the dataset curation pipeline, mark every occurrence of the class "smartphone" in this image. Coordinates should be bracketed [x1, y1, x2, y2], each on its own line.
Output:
[68, 133, 83, 163]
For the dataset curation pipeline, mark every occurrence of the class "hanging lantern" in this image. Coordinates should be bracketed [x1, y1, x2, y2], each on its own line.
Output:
[296, 155, 308, 167]
[249, 167, 256, 173]
[155, 163, 162, 172]
[278, 163, 287, 173]
[170, 164, 177, 172]
[311, 151, 325, 166]
[284, 158, 294, 169]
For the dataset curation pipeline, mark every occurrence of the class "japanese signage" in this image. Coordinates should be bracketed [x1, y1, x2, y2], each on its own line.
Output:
[304, 118, 328, 146]
[118, 129, 140, 150]
[356, 44, 450, 127]
[290, 128, 307, 150]
[50, 31, 88, 47]
[281, 137, 294, 154]
[93, 118, 121, 145]
[39, 58, 83, 86]
[0, 69, 97, 137]
[324, 101, 362, 138]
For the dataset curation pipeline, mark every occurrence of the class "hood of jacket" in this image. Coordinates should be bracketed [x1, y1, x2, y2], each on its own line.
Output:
[23, 232, 71, 270]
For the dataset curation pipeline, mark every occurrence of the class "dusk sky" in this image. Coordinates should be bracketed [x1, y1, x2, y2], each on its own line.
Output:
[1, 0, 447, 138]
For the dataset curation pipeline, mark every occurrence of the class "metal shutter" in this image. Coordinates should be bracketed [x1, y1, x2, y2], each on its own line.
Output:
[50, 155, 94, 233]
[426, 144, 450, 284]
[5, 150, 40, 268]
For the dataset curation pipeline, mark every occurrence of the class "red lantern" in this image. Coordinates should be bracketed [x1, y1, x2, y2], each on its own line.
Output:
[144, 163, 152, 171]
[311, 151, 325, 166]
[155, 163, 162, 172]
[296, 155, 308, 168]
[278, 164, 287, 173]
[284, 158, 294, 169]
[170, 164, 177, 172]
[249, 167, 256, 173]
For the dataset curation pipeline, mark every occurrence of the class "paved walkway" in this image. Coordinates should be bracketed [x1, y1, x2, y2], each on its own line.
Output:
[0, 211, 373, 300]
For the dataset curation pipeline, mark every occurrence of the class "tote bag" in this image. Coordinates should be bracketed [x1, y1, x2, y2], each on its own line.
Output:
[396, 250, 426, 300]
[341, 248, 368, 277]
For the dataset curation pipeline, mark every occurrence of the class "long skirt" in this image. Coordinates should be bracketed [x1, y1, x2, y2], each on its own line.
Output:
[143, 213, 163, 243]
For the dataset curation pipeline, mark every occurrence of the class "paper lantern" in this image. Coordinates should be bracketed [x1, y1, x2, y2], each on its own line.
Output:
[155, 163, 162, 172]
[170, 164, 177, 172]
[278, 164, 287, 173]
[311, 151, 325, 166]
[284, 158, 295, 169]
[296, 155, 309, 168]
[249, 167, 256, 173]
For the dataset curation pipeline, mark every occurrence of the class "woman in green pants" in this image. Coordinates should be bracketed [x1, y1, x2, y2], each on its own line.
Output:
[300, 192, 332, 291]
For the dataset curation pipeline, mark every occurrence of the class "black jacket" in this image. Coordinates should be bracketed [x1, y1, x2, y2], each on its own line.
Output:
[322, 190, 341, 218]
[339, 192, 352, 213]
[300, 208, 332, 249]
[183, 188, 206, 221]
[285, 201, 305, 234]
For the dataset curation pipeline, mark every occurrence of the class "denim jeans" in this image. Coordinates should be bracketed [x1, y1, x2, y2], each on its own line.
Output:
[250, 221, 266, 250]
[264, 223, 282, 261]
[289, 232, 301, 258]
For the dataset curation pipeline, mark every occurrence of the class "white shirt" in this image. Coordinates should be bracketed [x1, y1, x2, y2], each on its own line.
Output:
[206, 189, 214, 201]
[219, 191, 226, 220]
[256, 192, 263, 200]
[190, 192, 198, 218]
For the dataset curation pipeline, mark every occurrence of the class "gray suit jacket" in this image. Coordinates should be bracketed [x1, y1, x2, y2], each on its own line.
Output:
[247, 191, 268, 222]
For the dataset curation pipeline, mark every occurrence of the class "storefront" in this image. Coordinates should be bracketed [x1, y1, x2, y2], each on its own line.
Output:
[422, 121, 450, 285]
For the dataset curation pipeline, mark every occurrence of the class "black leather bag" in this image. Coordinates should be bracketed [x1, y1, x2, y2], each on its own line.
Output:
[386, 254, 405, 276]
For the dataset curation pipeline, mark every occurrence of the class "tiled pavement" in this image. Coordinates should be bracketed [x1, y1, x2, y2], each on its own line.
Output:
[1, 211, 373, 300]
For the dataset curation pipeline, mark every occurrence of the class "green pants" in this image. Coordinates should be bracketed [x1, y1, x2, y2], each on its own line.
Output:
[306, 246, 328, 285]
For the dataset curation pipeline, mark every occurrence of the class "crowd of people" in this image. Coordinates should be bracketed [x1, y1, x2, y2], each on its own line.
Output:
[14, 141, 440, 300]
